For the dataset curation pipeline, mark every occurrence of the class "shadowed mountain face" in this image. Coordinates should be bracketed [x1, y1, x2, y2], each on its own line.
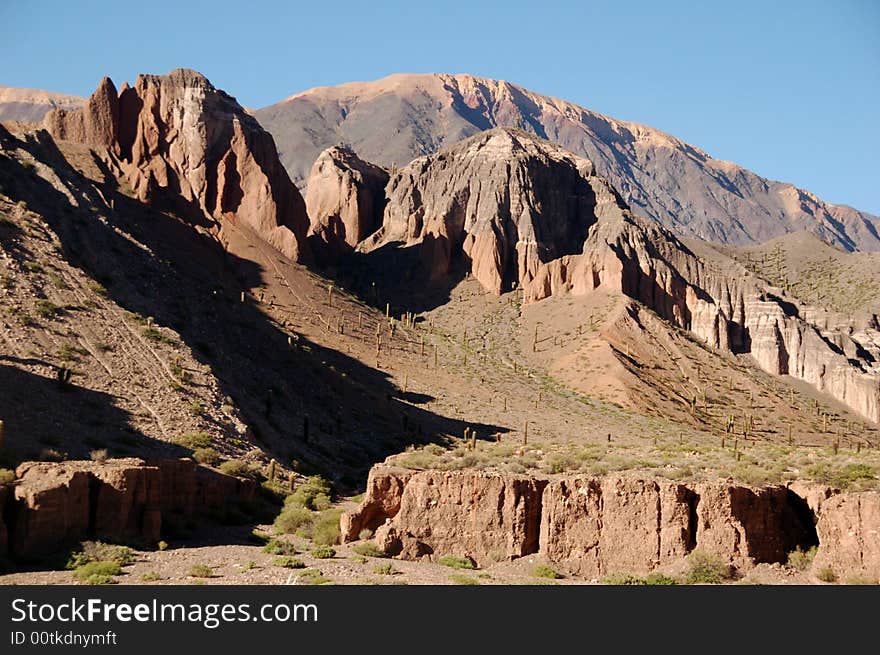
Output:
[255, 73, 880, 252]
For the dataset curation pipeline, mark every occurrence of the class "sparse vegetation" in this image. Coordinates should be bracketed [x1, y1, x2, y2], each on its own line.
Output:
[67, 542, 136, 569]
[264, 539, 297, 556]
[352, 542, 385, 558]
[685, 550, 733, 584]
[189, 564, 215, 578]
[533, 564, 562, 579]
[72, 561, 121, 585]
[787, 546, 817, 572]
[89, 449, 109, 463]
[193, 447, 221, 466]
[218, 459, 261, 479]
[141, 572, 163, 582]
[373, 562, 395, 575]
[438, 555, 476, 570]
[0, 469, 14, 486]
[273, 556, 305, 569]
[175, 432, 212, 449]
[449, 573, 479, 585]
[817, 567, 837, 583]
[35, 299, 60, 319]
[311, 545, 335, 559]
[297, 569, 331, 585]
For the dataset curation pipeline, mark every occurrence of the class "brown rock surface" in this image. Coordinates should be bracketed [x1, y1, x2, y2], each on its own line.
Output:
[540, 477, 697, 576]
[812, 491, 880, 580]
[361, 128, 880, 421]
[255, 72, 880, 252]
[305, 145, 388, 251]
[11, 462, 92, 557]
[342, 466, 842, 575]
[2, 458, 255, 558]
[44, 69, 309, 261]
[344, 466, 545, 565]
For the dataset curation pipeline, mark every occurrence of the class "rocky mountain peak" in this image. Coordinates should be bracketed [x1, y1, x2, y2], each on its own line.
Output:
[44, 69, 309, 261]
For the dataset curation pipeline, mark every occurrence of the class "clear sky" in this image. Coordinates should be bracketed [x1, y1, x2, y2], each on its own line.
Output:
[2, 0, 878, 214]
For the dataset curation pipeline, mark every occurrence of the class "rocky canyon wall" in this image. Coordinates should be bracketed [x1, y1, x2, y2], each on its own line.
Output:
[342, 465, 879, 580]
[0, 458, 256, 559]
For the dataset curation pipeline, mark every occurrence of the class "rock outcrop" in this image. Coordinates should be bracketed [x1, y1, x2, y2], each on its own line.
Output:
[341, 465, 880, 579]
[359, 128, 880, 422]
[362, 129, 606, 294]
[44, 69, 309, 261]
[255, 72, 880, 252]
[0, 458, 256, 559]
[305, 145, 388, 252]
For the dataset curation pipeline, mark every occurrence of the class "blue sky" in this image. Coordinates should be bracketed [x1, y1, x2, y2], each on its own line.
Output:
[2, 0, 878, 214]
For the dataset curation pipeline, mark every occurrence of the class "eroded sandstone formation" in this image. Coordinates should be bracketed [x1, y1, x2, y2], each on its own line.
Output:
[342, 465, 880, 579]
[44, 69, 309, 261]
[0, 458, 256, 559]
[355, 128, 880, 422]
[305, 145, 388, 252]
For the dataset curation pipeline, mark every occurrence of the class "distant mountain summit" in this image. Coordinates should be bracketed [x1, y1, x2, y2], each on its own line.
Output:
[0, 85, 84, 123]
[255, 72, 880, 252]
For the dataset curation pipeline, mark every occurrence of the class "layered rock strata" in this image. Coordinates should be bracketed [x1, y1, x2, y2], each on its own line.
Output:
[44, 69, 309, 260]
[342, 466, 879, 579]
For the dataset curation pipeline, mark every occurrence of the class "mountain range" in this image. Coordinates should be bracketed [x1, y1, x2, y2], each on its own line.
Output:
[3, 73, 878, 253]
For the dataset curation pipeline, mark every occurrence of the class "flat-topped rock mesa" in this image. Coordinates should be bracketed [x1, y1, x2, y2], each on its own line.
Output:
[341, 465, 879, 580]
[305, 145, 389, 252]
[256, 72, 880, 252]
[44, 69, 309, 261]
[355, 128, 880, 422]
[0, 458, 257, 559]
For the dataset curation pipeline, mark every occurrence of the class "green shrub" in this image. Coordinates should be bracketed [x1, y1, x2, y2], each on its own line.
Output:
[157, 541, 168, 551]
[311, 545, 335, 559]
[373, 562, 395, 575]
[352, 542, 385, 558]
[287, 476, 332, 510]
[67, 542, 136, 569]
[685, 550, 732, 584]
[175, 432, 212, 449]
[81, 573, 116, 585]
[274, 505, 314, 535]
[0, 469, 14, 486]
[263, 539, 297, 556]
[817, 567, 837, 583]
[140, 572, 162, 582]
[312, 508, 342, 546]
[189, 564, 214, 578]
[297, 569, 331, 585]
[273, 557, 305, 569]
[533, 564, 561, 579]
[438, 555, 475, 570]
[787, 546, 817, 572]
[35, 300, 60, 319]
[72, 561, 121, 583]
[193, 447, 220, 466]
[602, 572, 647, 585]
[219, 459, 260, 479]
[449, 574, 479, 585]
[645, 572, 678, 586]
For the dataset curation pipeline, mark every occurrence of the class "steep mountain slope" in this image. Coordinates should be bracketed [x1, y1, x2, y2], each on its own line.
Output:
[0, 86, 84, 123]
[314, 128, 880, 424]
[255, 73, 880, 252]
[45, 70, 309, 261]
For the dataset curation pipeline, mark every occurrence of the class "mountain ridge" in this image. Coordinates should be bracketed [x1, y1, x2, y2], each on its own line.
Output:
[255, 72, 880, 253]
